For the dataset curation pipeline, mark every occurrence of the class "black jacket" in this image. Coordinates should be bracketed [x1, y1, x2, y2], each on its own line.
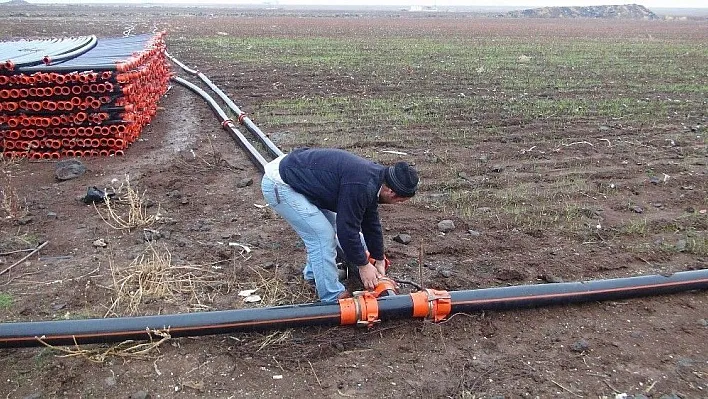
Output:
[279, 148, 385, 266]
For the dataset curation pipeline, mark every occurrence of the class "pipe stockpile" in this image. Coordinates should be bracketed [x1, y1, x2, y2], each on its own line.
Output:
[0, 33, 170, 159]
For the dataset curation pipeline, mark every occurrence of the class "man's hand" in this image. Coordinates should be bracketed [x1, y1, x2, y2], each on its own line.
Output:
[372, 259, 387, 276]
[358, 263, 381, 290]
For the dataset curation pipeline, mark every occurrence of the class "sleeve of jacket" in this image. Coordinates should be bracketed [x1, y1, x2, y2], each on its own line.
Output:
[336, 183, 374, 266]
[360, 204, 384, 261]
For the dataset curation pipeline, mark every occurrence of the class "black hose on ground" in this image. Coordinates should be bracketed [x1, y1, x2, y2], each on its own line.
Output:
[166, 53, 284, 159]
[1, 269, 706, 348]
[171, 75, 268, 172]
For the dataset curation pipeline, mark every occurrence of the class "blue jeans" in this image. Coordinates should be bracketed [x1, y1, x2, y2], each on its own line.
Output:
[261, 175, 345, 302]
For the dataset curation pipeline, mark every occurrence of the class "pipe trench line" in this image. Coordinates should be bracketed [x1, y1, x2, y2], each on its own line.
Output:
[167, 53, 284, 159]
[170, 75, 268, 172]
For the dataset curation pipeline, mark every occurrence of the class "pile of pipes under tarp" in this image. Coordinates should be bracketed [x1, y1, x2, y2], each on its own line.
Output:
[0, 32, 170, 159]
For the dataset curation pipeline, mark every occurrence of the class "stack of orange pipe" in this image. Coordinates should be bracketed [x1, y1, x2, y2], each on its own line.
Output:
[1, 32, 170, 159]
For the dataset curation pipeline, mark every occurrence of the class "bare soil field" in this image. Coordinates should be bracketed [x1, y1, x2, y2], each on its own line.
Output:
[1, 6, 706, 399]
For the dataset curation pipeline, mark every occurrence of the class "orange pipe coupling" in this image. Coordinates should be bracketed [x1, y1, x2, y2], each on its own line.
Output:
[410, 289, 452, 322]
[339, 292, 380, 327]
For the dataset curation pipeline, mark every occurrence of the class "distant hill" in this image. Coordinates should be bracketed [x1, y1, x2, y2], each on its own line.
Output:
[506, 4, 659, 20]
[1, 0, 32, 5]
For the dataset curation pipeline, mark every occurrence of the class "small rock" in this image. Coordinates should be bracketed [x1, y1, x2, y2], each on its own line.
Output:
[629, 394, 649, 399]
[540, 274, 563, 283]
[629, 205, 644, 213]
[477, 207, 492, 213]
[467, 229, 481, 237]
[129, 391, 150, 399]
[50, 303, 66, 311]
[236, 177, 254, 188]
[180, 198, 189, 205]
[104, 376, 117, 386]
[263, 262, 275, 270]
[142, 229, 161, 242]
[698, 319, 707, 327]
[92, 238, 107, 248]
[570, 339, 590, 353]
[648, 176, 661, 184]
[392, 233, 412, 245]
[22, 394, 42, 399]
[82, 186, 111, 204]
[490, 164, 504, 173]
[599, 125, 611, 131]
[438, 269, 453, 278]
[167, 190, 182, 199]
[55, 159, 86, 181]
[46, 212, 58, 219]
[16, 216, 33, 225]
[675, 239, 687, 252]
[658, 394, 681, 399]
[437, 219, 455, 233]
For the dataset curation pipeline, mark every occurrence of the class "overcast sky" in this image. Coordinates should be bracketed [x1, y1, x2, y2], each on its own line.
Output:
[20, 0, 708, 8]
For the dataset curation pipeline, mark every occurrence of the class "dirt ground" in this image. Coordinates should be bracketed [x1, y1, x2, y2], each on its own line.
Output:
[1, 6, 707, 399]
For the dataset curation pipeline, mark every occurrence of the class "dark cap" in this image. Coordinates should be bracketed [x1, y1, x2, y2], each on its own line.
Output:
[385, 161, 419, 197]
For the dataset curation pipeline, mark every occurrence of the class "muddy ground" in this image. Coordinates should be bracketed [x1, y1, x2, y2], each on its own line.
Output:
[1, 6, 707, 399]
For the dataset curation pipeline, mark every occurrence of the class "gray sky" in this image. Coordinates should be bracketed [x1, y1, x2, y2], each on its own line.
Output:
[22, 0, 708, 8]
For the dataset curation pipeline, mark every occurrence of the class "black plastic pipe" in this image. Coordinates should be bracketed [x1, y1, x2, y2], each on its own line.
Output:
[171, 75, 268, 172]
[1, 269, 706, 348]
[166, 53, 284, 159]
[42, 35, 98, 66]
[16, 34, 161, 73]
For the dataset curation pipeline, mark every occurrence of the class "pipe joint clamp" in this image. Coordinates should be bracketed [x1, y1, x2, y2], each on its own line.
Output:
[411, 289, 451, 322]
[339, 291, 379, 328]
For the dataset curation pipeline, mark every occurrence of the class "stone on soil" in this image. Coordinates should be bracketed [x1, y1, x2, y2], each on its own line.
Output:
[392, 233, 412, 244]
[437, 219, 455, 233]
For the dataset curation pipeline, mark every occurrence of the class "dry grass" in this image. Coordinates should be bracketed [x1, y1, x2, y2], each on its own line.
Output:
[36, 329, 171, 363]
[95, 174, 160, 231]
[0, 155, 26, 219]
[105, 244, 229, 316]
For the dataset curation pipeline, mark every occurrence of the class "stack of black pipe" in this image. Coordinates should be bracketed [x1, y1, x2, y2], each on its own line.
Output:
[0, 33, 170, 159]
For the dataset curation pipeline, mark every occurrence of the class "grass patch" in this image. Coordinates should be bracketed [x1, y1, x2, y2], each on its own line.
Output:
[0, 292, 12, 309]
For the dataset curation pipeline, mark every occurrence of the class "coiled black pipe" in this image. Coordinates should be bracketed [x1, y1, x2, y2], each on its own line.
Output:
[1, 269, 706, 348]
[2, 37, 94, 71]
[16, 34, 161, 73]
[171, 75, 268, 172]
[42, 35, 98, 66]
[166, 53, 284, 159]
